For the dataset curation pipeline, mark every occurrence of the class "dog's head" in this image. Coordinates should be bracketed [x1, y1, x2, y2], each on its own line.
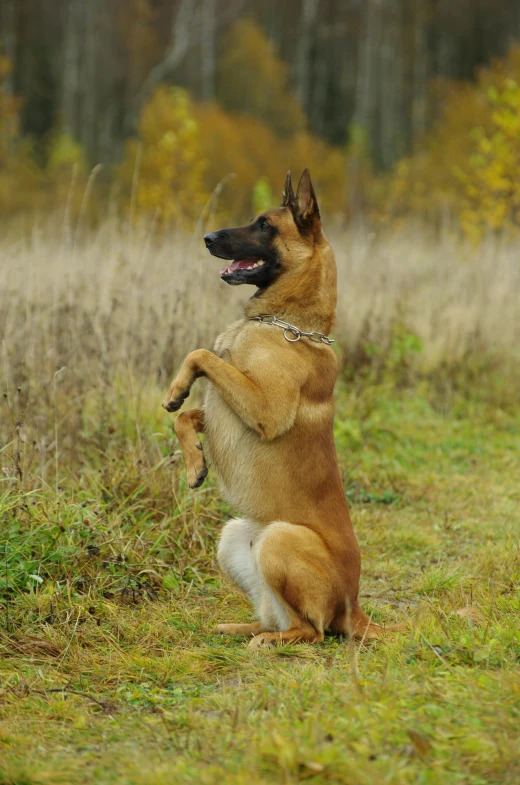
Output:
[203, 169, 321, 287]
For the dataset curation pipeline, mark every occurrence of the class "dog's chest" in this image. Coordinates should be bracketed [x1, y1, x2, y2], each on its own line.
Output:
[203, 322, 261, 507]
[211, 319, 243, 360]
[204, 323, 249, 461]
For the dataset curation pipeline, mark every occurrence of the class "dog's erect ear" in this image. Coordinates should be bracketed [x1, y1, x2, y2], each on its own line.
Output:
[294, 169, 320, 226]
[281, 170, 296, 208]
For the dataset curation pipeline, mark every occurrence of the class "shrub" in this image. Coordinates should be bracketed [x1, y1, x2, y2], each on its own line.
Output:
[217, 19, 306, 137]
[0, 51, 42, 215]
[118, 86, 208, 225]
[384, 45, 520, 240]
[196, 103, 348, 223]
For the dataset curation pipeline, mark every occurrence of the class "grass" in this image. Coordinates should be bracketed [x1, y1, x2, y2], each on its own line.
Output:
[0, 225, 519, 783]
[1, 384, 519, 785]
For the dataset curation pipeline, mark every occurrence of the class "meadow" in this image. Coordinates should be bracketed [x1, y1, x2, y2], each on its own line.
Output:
[0, 222, 519, 784]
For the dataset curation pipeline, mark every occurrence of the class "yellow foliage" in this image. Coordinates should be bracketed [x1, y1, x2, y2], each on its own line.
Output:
[195, 103, 283, 219]
[41, 132, 89, 211]
[383, 81, 488, 227]
[0, 51, 42, 214]
[47, 133, 87, 175]
[119, 86, 208, 224]
[458, 78, 520, 240]
[217, 20, 306, 137]
[385, 46, 520, 240]
[286, 131, 346, 218]
[196, 103, 347, 223]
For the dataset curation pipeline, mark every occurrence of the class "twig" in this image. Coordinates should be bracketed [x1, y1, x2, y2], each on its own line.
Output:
[30, 686, 115, 712]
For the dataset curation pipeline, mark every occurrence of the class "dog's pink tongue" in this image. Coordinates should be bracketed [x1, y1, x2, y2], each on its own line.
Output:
[220, 259, 256, 275]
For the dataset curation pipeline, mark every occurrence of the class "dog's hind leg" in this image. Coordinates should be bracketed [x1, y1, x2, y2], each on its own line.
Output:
[331, 605, 405, 640]
[217, 518, 264, 611]
[330, 604, 389, 641]
[248, 522, 335, 647]
[174, 408, 207, 488]
[216, 518, 288, 635]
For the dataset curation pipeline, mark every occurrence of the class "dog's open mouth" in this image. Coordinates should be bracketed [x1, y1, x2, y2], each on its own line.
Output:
[220, 259, 266, 276]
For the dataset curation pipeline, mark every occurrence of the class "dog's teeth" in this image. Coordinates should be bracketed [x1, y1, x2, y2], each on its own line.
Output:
[241, 261, 265, 271]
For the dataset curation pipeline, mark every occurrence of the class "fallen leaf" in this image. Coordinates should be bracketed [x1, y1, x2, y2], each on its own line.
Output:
[453, 606, 484, 626]
[302, 761, 325, 773]
[407, 729, 433, 759]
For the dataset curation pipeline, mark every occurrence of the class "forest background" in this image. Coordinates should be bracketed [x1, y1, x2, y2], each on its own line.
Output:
[3, 0, 520, 240]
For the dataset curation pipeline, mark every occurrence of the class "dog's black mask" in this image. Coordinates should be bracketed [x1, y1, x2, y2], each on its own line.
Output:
[203, 217, 282, 287]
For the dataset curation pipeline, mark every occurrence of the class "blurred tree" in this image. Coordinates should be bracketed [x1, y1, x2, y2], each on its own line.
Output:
[119, 86, 208, 224]
[294, 0, 319, 114]
[195, 101, 285, 218]
[2, 0, 520, 226]
[0, 49, 42, 213]
[383, 45, 520, 240]
[252, 176, 273, 214]
[459, 49, 520, 240]
[217, 19, 306, 136]
[195, 101, 347, 222]
[0, 50, 18, 163]
[201, 0, 217, 100]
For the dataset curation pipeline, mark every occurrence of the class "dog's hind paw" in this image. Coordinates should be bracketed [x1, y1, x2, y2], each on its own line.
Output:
[248, 634, 277, 648]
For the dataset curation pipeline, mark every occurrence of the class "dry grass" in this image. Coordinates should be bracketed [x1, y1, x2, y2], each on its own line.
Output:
[2, 220, 519, 487]
[0, 223, 519, 784]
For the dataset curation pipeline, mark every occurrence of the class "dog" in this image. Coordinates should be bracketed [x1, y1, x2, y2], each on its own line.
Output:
[163, 169, 395, 646]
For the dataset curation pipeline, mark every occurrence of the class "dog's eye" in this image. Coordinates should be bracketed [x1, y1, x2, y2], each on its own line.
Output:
[257, 219, 269, 230]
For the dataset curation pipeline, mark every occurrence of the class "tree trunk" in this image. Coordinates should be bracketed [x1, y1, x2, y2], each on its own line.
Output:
[201, 0, 217, 100]
[311, 42, 327, 137]
[62, 0, 82, 138]
[294, 0, 319, 113]
[412, 0, 428, 143]
[379, 0, 405, 169]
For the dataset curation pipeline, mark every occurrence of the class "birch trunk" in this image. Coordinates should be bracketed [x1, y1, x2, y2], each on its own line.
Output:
[294, 0, 319, 112]
[201, 0, 217, 100]
[62, 0, 83, 138]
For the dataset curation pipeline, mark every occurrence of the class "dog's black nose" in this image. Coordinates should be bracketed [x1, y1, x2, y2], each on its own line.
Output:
[204, 232, 218, 248]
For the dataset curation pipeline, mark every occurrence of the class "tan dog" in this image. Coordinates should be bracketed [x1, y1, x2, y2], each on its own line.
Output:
[163, 170, 394, 646]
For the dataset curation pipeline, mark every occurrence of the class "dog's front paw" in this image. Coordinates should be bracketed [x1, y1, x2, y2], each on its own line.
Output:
[162, 384, 190, 412]
[187, 463, 208, 489]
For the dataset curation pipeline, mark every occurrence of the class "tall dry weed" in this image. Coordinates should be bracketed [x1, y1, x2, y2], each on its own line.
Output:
[1, 219, 519, 486]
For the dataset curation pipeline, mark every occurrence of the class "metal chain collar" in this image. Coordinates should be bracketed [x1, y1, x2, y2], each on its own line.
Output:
[249, 314, 334, 345]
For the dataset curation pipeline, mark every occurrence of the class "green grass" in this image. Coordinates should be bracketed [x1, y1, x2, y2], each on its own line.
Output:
[1, 382, 519, 785]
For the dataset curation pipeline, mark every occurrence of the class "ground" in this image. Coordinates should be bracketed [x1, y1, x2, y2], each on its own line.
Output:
[1, 384, 519, 785]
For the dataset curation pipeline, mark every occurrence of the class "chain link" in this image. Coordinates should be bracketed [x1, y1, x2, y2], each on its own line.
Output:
[249, 315, 334, 345]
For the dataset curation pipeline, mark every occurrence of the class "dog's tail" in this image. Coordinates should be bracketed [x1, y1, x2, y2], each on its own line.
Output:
[344, 603, 405, 641]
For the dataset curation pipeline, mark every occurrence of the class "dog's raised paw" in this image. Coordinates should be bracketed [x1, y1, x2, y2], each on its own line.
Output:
[162, 390, 189, 412]
[188, 465, 208, 489]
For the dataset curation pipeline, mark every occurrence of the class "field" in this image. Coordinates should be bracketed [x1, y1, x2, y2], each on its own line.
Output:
[1, 224, 519, 784]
